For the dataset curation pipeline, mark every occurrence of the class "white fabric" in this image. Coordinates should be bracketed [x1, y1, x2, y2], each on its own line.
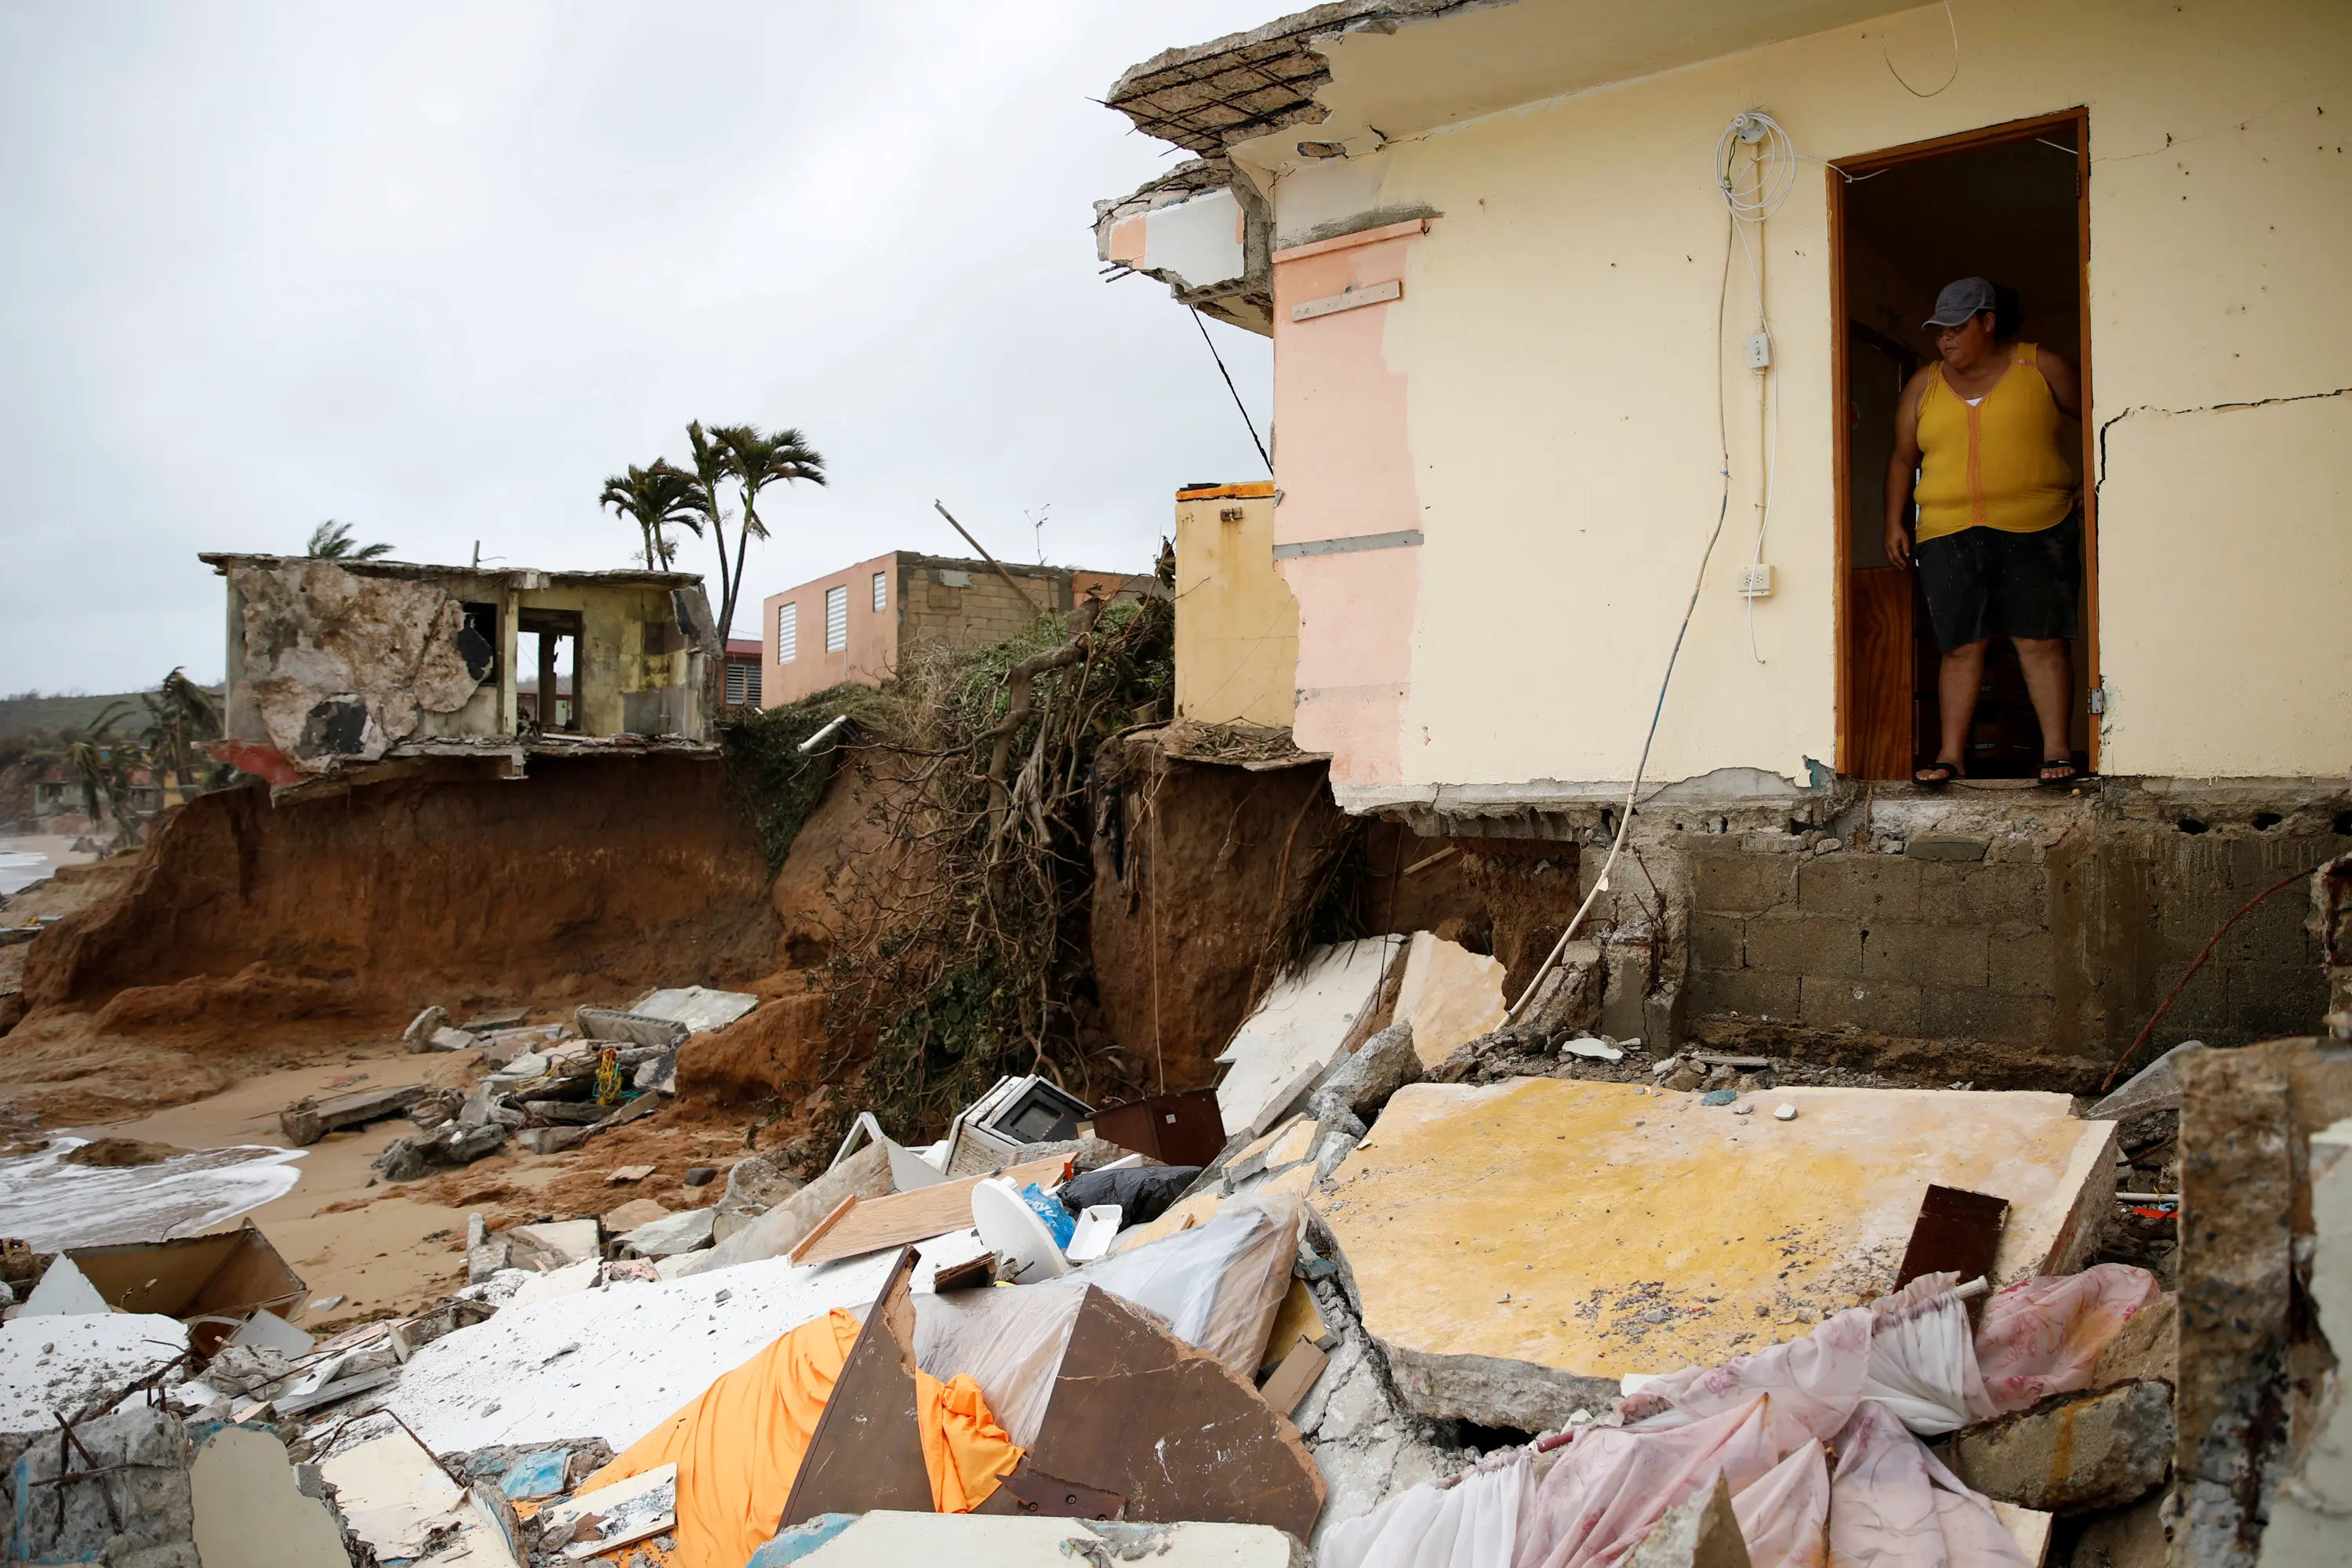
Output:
[1824, 1402, 2030, 1567]
[1729, 1442, 1829, 1568]
[1319, 1451, 1527, 1568]
[1857, 1274, 1997, 1437]
[1973, 1264, 2163, 1413]
[1072, 1192, 1303, 1379]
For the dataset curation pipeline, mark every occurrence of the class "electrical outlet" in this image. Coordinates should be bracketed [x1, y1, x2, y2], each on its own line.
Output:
[1737, 564, 1773, 597]
[1746, 332, 1772, 369]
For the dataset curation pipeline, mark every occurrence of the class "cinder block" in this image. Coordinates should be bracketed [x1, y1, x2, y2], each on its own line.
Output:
[1799, 976, 1924, 1036]
[1691, 853, 1796, 916]
[1690, 913, 1745, 971]
[1950, 864, 2050, 927]
[2219, 893, 2319, 966]
[1905, 835, 1990, 862]
[1795, 855, 1921, 920]
[1920, 985, 2053, 1045]
[1686, 967, 1800, 1020]
[1744, 913, 1864, 978]
[1863, 922, 1991, 988]
[1986, 926, 2059, 997]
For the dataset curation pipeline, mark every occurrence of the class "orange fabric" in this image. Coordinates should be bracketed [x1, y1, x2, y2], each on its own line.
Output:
[916, 1370, 1024, 1512]
[577, 1308, 1022, 1568]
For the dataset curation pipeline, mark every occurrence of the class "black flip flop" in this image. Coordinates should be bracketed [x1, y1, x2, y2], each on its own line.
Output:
[2039, 760, 2087, 789]
[1913, 762, 1958, 788]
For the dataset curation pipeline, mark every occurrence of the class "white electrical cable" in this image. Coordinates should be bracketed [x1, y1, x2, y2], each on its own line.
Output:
[1719, 113, 1798, 665]
[1502, 210, 1742, 1028]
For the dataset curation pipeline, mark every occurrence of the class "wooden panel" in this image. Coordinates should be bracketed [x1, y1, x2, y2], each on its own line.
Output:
[986, 1285, 1324, 1538]
[789, 1155, 1070, 1266]
[779, 1250, 934, 1525]
[1848, 567, 1915, 779]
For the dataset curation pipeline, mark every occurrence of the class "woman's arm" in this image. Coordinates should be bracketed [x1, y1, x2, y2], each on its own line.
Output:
[1883, 368, 1930, 568]
[2038, 347, 2082, 420]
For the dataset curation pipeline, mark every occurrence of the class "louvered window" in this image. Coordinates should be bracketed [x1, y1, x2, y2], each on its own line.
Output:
[776, 601, 797, 663]
[873, 572, 888, 612]
[726, 661, 760, 706]
[826, 585, 848, 652]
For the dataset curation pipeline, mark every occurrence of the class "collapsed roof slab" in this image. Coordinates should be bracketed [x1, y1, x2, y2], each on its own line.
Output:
[1319, 1078, 2118, 1429]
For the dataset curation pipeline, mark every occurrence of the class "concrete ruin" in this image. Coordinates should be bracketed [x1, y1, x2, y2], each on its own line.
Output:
[201, 552, 722, 782]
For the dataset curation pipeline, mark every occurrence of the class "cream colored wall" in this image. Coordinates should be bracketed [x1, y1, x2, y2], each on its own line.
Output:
[1236, 0, 2352, 797]
[1174, 485, 1299, 728]
[517, 583, 691, 736]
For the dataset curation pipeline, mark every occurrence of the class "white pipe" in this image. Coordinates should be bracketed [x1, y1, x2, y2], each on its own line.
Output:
[797, 713, 850, 753]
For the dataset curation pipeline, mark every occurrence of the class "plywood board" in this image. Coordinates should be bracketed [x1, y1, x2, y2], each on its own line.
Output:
[790, 1156, 1069, 1267]
[1258, 1338, 1328, 1416]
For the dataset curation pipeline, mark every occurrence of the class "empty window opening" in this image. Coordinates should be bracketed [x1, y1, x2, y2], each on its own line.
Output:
[458, 602, 500, 687]
[516, 609, 584, 732]
[872, 571, 888, 613]
[1837, 113, 2093, 781]
[777, 601, 798, 663]
[825, 585, 848, 652]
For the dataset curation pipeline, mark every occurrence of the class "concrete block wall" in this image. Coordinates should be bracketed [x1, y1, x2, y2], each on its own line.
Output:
[900, 561, 1062, 653]
[1669, 800, 2346, 1089]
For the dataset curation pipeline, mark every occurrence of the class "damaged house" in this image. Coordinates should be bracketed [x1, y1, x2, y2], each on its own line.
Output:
[201, 551, 724, 786]
[1098, 0, 2352, 1086]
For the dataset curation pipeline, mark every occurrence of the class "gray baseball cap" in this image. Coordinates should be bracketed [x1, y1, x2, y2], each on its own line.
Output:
[1925, 277, 1997, 328]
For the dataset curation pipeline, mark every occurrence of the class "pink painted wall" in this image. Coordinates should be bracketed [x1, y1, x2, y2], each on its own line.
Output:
[760, 552, 898, 708]
[1270, 220, 1429, 788]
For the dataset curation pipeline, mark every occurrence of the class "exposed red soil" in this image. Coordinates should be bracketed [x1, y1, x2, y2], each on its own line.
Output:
[2, 755, 779, 1123]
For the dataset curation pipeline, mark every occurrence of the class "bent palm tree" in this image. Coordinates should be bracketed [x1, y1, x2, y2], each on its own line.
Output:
[682, 421, 735, 627]
[706, 423, 826, 644]
[305, 520, 394, 560]
[599, 459, 702, 569]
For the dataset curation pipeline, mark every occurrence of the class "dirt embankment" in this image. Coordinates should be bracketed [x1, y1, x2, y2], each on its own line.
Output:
[2, 755, 779, 1123]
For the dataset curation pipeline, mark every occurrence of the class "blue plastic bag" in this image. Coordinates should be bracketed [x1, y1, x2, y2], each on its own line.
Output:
[1018, 1182, 1076, 1249]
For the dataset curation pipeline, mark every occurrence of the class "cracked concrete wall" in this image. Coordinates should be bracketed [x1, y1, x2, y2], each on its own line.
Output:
[1197, 0, 2352, 796]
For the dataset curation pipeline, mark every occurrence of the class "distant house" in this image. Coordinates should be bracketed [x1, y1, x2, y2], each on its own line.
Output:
[724, 639, 764, 708]
[760, 552, 1152, 709]
[200, 553, 723, 782]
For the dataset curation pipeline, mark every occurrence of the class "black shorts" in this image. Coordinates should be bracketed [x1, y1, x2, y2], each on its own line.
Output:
[1915, 514, 2080, 652]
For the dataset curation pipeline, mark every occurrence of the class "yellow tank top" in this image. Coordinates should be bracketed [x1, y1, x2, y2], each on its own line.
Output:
[1914, 342, 2078, 543]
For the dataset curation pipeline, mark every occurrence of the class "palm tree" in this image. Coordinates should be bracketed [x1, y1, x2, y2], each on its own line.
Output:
[599, 459, 702, 570]
[682, 420, 735, 624]
[705, 423, 826, 643]
[305, 520, 394, 560]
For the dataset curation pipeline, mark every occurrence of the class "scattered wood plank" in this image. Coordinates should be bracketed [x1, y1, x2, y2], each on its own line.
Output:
[788, 1156, 1070, 1267]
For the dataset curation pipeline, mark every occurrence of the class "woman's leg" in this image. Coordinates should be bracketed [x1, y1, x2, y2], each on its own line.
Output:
[2013, 636, 2074, 763]
[1936, 638, 1988, 769]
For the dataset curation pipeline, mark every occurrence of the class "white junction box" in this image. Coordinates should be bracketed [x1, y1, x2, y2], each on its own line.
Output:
[1737, 564, 1774, 597]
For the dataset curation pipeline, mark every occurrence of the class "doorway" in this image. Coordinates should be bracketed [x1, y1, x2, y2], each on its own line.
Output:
[517, 609, 584, 732]
[1833, 111, 2093, 780]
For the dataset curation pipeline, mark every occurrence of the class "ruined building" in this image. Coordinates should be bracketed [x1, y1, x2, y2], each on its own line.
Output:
[1100, 0, 2352, 1090]
[201, 552, 723, 786]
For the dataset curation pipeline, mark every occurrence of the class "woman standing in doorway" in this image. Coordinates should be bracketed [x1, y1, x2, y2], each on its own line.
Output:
[1884, 276, 2084, 786]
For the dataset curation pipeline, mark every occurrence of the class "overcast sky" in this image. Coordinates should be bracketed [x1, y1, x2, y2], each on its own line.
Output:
[0, 1, 1275, 693]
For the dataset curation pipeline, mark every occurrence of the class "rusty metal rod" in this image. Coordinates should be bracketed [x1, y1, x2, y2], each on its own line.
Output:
[932, 501, 1044, 618]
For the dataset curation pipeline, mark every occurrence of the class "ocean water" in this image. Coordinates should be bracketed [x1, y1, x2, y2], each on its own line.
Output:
[0, 848, 48, 897]
[0, 1138, 306, 1250]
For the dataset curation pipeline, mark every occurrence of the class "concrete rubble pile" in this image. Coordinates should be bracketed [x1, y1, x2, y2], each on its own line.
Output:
[0, 938, 2338, 1566]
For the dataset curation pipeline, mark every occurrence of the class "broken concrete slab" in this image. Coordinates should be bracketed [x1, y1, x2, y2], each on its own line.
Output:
[1392, 931, 1507, 1069]
[603, 1198, 671, 1232]
[627, 984, 758, 1033]
[0, 1312, 190, 1432]
[760, 1511, 1305, 1566]
[1944, 1381, 2174, 1512]
[575, 1005, 690, 1051]
[188, 1422, 352, 1568]
[2088, 1040, 2198, 1123]
[509, 1218, 600, 1266]
[1625, 1473, 1751, 1568]
[616, 1207, 715, 1258]
[390, 1250, 903, 1453]
[537, 1461, 677, 1559]
[1309, 1020, 1423, 1123]
[405, 1005, 451, 1051]
[1216, 938, 1397, 1139]
[2089, 1292, 2176, 1388]
[8, 1405, 198, 1563]
[2254, 1110, 2352, 1560]
[1320, 1078, 2119, 1428]
[514, 1126, 586, 1156]
[427, 1025, 481, 1052]
[279, 1083, 430, 1145]
[670, 1140, 893, 1279]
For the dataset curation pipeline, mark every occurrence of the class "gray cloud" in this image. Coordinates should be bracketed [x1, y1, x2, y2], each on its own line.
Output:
[0, 0, 1273, 689]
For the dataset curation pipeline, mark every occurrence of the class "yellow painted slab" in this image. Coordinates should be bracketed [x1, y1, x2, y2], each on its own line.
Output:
[1259, 1279, 1332, 1374]
[1321, 1079, 2116, 1380]
[1263, 1117, 1319, 1171]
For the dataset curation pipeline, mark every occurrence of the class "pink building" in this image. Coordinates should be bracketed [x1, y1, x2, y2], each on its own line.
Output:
[759, 551, 1150, 709]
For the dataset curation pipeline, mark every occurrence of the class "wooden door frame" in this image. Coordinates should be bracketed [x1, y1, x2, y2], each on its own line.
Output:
[1828, 106, 2095, 777]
